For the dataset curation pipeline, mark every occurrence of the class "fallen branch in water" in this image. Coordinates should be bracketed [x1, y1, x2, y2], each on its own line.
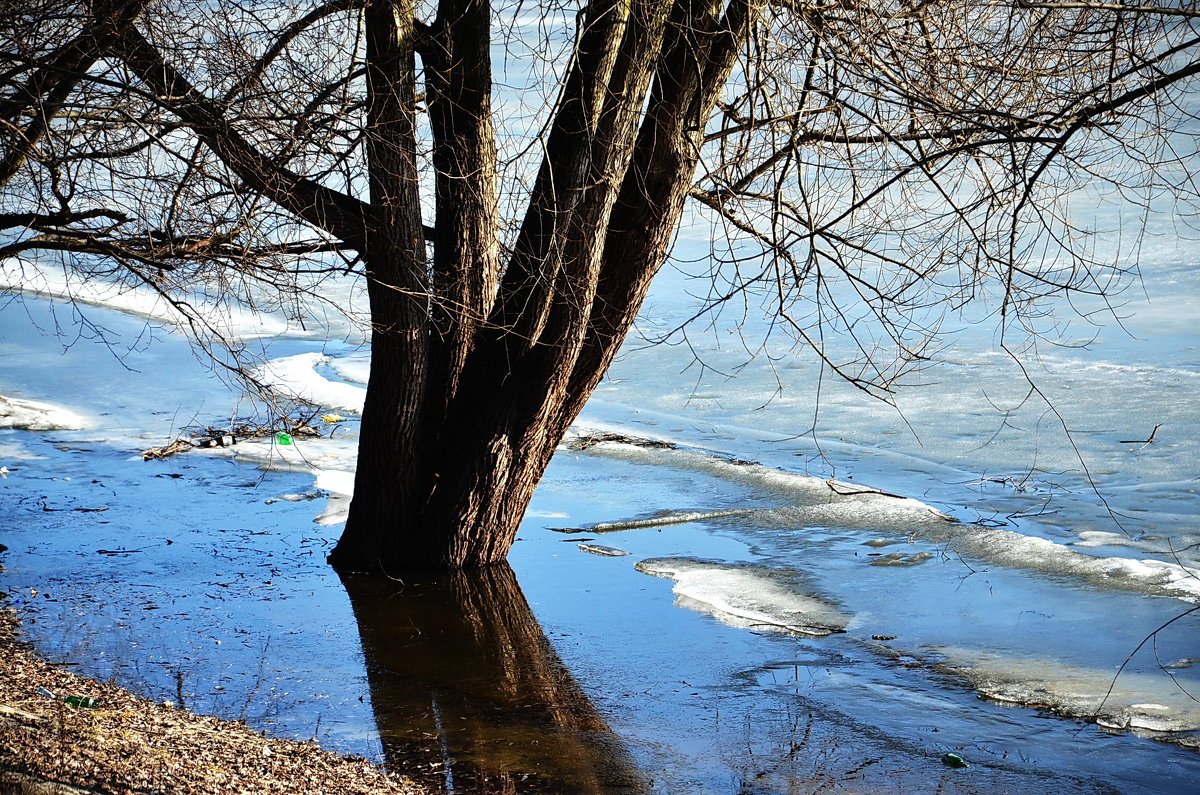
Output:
[141, 438, 195, 460]
[1119, 423, 1161, 445]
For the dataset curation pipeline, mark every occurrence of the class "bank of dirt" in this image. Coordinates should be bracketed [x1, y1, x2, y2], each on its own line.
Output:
[0, 607, 421, 794]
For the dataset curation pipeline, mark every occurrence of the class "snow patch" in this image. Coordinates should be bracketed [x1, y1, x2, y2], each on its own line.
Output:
[252, 353, 366, 414]
[637, 557, 851, 636]
[1, 257, 299, 340]
[0, 393, 89, 431]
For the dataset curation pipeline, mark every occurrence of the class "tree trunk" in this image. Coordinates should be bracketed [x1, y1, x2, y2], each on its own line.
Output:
[328, 0, 436, 571]
[329, 0, 762, 573]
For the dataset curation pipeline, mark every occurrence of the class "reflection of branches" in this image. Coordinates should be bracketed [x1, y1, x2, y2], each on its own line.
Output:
[339, 565, 644, 794]
[1097, 605, 1200, 721]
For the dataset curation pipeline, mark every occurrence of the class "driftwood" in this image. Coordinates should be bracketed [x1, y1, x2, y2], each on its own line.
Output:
[140, 438, 194, 461]
[139, 414, 325, 461]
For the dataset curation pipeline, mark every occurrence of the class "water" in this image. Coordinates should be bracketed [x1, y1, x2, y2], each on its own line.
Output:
[1, 242, 1198, 792]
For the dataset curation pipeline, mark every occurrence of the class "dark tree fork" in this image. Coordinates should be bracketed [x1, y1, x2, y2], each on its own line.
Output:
[4, 1, 1199, 570]
[335, 0, 754, 571]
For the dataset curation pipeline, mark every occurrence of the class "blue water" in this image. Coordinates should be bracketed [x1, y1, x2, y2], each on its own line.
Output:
[2, 243, 1199, 793]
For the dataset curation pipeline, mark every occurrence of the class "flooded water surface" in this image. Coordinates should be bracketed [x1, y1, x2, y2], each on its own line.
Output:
[1, 251, 1199, 793]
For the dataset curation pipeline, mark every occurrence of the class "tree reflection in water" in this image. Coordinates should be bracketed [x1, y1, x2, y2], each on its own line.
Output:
[339, 564, 645, 794]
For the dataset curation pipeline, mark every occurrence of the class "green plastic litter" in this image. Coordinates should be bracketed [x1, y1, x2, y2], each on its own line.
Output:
[276, 433, 293, 445]
[941, 752, 969, 768]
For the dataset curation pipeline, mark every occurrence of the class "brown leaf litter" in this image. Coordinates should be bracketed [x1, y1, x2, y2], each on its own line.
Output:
[0, 607, 422, 794]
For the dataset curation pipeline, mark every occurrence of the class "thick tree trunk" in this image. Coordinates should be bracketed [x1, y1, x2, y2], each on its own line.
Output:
[328, 0, 436, 571]
[329, 0, 762, 574]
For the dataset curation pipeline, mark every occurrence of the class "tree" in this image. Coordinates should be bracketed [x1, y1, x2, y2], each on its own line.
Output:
[3, 1, 1198, 571]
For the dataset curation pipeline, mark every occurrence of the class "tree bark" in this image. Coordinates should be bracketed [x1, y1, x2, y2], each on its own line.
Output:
[330, 0, 762, 573]
[329, 0, 437, 570]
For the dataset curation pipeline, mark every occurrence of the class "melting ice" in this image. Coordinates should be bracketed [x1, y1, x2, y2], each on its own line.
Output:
[635, 557, 851, 636]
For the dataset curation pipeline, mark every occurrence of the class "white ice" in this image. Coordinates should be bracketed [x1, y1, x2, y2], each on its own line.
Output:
[930, 522, 1200, 603]
[935, 646, 1200, 734]
[636, 557, 851, 636]
[251, 353, 366, 414]
[569, 436, 954, 529]
[0, 392, 90, 431]
[1, 257, 299, 341]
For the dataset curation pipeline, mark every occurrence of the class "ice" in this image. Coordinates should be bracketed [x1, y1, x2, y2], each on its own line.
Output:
[314, 468, 356, 496]
[2, 138, 1198, 784]
[578, 543, 631, 557]
[755, 502, 953, 533]
[325, 354, 370, 385]
[925, 522, 1200, 602]
[0, 441, 38, 461]
[636, 557, 851, 636]
[566, 508, 757, 533]
[0, 257, 301, 340]
[252, 353, 366, 414]
[0, 393, 89, 431]
[314, 494, 351, 525]
[569, 435, 955, 533]
[934, 646, 1200, 735]
[1072, 530, 1200, 569]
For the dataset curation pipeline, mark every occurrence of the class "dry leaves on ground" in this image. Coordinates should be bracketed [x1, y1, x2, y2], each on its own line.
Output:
[0, 607, 422, 794]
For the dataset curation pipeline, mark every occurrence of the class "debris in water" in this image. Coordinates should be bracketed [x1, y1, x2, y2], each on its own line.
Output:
[141, 438, 194, 460]
[1164, 658, 1200, 670]
[578, 543, 631, 557]
[941, 752, 969, 768]
[869, 551, 933, 567]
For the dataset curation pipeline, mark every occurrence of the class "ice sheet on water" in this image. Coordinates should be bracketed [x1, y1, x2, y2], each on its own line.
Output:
[559, 508, 757, 533]
[564, 429, 955, 530]
[0, 440, 43, 461]
[314, 492, 352, 525]
[325, 353, 370, 385]
[252, 353, 366, 414]
[933, 645, 1200, 737]
[923, 522, 1200, 603]
[636, 557, 851, 636]
[1072, 530, 1200, 570]
[578, 542, 631, 557]
[0, 393, 89, 431]
[752, 502, 955, 533]
[565, 427, 1200, 603]
[0, 258, 301, 340]
[313, 468, 355, 495]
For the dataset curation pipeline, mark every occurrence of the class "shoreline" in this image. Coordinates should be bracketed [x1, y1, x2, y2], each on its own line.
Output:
[0, 605, 420, 794]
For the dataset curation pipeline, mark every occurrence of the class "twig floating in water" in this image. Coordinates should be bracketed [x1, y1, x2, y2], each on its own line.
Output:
[1119, 423, 1161, 444]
